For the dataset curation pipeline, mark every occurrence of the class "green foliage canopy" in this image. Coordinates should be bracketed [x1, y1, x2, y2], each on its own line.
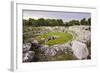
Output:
[23, 18, 91, 26]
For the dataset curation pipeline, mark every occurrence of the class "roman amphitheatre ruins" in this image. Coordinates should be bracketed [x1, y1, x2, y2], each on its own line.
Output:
[23, 25, 91, 62]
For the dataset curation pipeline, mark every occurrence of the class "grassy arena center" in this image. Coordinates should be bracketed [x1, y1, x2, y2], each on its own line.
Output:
[35, 32, 73, 46]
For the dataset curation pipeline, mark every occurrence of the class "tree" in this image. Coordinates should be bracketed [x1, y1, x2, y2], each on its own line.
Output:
[28, 18, 33, 26]
[24, 18, 91, 27]
[65, 22, 69, 26]
[80, 18, 89, 25]
[68, 20, 80, 26]
[74, 20, 80, 25]
[88, 18, 91, 25]
[32, 19, 39, 26]
[49, 19, 58, 26]
[23, 19, 29, 26]
[56, 19, 64, 26]
[37, 18, 47, 26]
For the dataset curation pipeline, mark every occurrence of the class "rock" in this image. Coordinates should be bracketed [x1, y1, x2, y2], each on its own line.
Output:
[33, 40, 38, 44]
[39, 45, 57, 56]
[62, 43, 72, 54]
[30, 40, 41, 49]
[49, 49, 57, 56]
[23, 51, 35, 62]
[23, 43, 31, 53]
[71, 40, 89, 59]
[44, 35, 58, 43]
[39, 45, 49, 52]
[52, 45, 59, 52]
[45, 48, 57, 56]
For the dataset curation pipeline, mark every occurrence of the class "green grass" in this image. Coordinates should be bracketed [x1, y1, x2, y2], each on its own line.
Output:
[35, 32, 73, 46]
